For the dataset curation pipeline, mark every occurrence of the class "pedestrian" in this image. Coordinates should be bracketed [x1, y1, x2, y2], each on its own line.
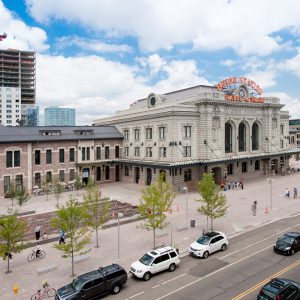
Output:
[252, 200, 257, 216]
[294, 187, 298, 199]
[285, 188, 289, 198]
[240, 181, 244, 190]
[42, 232, 48, 240]
[59, 229, 65, 244]
[35, 225, 41, 240]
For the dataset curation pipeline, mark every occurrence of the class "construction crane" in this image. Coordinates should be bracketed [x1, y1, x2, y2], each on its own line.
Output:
[0, 33, 7, 41]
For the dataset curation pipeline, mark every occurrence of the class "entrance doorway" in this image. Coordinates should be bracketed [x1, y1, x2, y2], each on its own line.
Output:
[82, 168, 90, 185]
[211, 167, 222, 185]
[135, 167, 140, 184]
[115, 165, 120, 182]
[105, 166, 110, 180]
[146, 168, 152, 186]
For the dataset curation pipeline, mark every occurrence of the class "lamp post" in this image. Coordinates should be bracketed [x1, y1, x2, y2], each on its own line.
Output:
[270, 160, 275, 176]
[267, 178, 275, 210]
[280, 159, 284, 175]
[224, 166, 227, 187]
[117, 212, 124, 261]
[183, 187, 188, 220]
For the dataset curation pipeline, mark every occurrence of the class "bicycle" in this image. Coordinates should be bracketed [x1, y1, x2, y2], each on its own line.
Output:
[31, 281, 56, 300]
[27, 249, 46, 262]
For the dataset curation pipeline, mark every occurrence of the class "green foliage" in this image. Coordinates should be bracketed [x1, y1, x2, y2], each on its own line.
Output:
[15, 187, 30, 212]
[74, 175, 82, 195]
[197, 173, 227, 231]
[51, 196, 90, 276]
[83, 186, 110, 247]
[53, 177, 64, 206]
[0, 209, 27, 273]
[138, 174, 175, 248]
[42, 175, 52, 201]
[85, 177, 95, 191]
[5, 183, 16, 206]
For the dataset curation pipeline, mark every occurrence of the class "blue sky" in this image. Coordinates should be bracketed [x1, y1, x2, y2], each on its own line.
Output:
[1, 0, 300, 125]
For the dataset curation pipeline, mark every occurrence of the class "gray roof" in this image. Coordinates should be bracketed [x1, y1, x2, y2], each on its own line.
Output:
[0, 126, 123, 143]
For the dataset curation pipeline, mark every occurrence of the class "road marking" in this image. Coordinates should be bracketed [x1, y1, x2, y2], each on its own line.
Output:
[154, 244, 272, 300]
[220, 222, 300, 259]
[152, 285, 160, 289]
[232, 259, 300, 300]
[129, 291, 144, 298]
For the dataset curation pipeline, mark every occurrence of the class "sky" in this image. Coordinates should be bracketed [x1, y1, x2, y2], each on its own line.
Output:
[1, 0, 300, 125]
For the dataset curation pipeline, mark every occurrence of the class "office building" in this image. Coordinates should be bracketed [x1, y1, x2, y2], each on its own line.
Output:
[44, 106, 76, 126]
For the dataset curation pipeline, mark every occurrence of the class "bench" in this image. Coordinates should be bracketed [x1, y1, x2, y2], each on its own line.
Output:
[36, 264, 57, 274]
[74, 254, 90, 263]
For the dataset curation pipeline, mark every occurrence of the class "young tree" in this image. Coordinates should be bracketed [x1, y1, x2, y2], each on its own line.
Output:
[138, 174, 175, 248]
[197, 173, 228, 231]
[42, 175, 52, 201]
[53, 177, 64, 206]
[83, 186, 110, 248]
[51, 196, 90, 276]
[6, 183, 16, 206]
[74, 175, 82, 196]
[0, 210, 27, 273]
[15, 187, 30, 212]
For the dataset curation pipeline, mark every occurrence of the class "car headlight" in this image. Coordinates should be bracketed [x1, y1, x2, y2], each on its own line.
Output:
[136, 270, 143, 273]
[286, 247, 291, 250]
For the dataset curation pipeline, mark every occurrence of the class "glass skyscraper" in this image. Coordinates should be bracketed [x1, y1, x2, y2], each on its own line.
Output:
[44, 106, 76, 126]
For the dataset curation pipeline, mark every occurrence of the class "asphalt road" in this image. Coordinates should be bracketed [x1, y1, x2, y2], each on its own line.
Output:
[106, 214, 300, 300]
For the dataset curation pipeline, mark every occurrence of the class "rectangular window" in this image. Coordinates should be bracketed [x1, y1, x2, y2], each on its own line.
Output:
[184, 169, 192, 181]
[280, 140, 284, 148]
[6, 151, 12, 168]
[34, 172, 41, 187]
[159, 127, 166, 139]
[115, 146, 120, 158]
[146, 147, 152, 157]
[46, 149, 52, 164]
[125, 166, 129, 176]
[242, 162, 247, 173]
[255, 160, 260, 171]
[184, 146, 191, 157]
[280, 124, 284, 135]
[227, 164, 233, 175]
[96, 146, 101, 160]
[82, 147, 86, 161]
[7, 151, 19, 167]
[87, 147, 90, 160]
[59, 149, 65, 163]
[46, 171, 52, 183]
[124, 147, 129, 156]
[184, 126, 192, 138]
[35, 150, 41, 165]
[69, 169, 75, 181]
[124, 130, 129, 140]
[15, 174, 23, 190]
[59, 170, 65, 182]
[159, 147, 166, 158]
[69, 148, 75, 162]
[4, 176, 10, 194]
[134, 129, 140, 140]
[146, 128, 152, 139]
[134, 147, 140, 157]
[105, 146, 110, 159]
[96, 167, 101, 181]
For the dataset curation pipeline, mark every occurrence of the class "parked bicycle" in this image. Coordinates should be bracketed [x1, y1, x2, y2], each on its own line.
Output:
[27, 249, 46, 262]
[31, 281, 56, 300]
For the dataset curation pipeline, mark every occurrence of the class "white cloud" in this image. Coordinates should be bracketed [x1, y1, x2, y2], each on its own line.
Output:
[220, 59, 235, 67]
[0, 1, 48, 52]
[25, 0, 300, 56]
[281, 50, 300, 77]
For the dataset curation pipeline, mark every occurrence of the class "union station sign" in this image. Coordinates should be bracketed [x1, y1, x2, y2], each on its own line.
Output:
[216, 77, 264, 103]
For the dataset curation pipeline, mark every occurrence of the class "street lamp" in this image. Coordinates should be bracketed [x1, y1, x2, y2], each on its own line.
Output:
[183, 187, 188, 220]
[267, 178, 275, 210]
[270, 160, 275, 176]
[224, 166, 228, 187]
[280, 159, 284, 175]
[117, 212, 124, 261]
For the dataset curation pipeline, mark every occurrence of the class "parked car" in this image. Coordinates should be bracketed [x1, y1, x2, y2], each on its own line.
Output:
[55, 264, 127, 300]
[130, 246, 180, 281]
[189, 231, 228, 258]
[274, 232, 300, 256]
[257, 278, 300, 300]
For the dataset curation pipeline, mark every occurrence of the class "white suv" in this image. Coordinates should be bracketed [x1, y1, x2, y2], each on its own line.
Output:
[130, 246, 180, 281]
[189, 231, 228, 258]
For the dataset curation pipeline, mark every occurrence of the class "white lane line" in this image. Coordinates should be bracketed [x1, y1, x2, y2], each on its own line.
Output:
[152, 285, 160, 289]
[161, 273, 187, 285]
[220, 223, 300, 259]
[129, 291, 144, 299]
[154, 244, 272, 300]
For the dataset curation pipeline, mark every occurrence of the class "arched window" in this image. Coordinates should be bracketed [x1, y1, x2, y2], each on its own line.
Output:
[238, 122, 246, 152]
[252, 122, 259, 150]
[225, 122, 232, 153]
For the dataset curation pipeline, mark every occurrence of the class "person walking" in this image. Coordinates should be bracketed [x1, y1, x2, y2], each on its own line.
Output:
[285, 188, 289, 198]
[59, 229, 65, 244]
[294, 187, 298, 199]
[35, 225, 41, 240]
[252, 200, 257, 216]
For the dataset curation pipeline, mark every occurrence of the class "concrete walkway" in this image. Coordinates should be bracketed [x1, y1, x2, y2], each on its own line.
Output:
[1, 164, 300, 299]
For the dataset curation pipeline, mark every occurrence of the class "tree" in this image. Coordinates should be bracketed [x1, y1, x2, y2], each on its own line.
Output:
[42, 175, 52, 201]
[5, 183, 16, 206]
[138, 174, 175, 248]
[51, 196, 90, 276]
[74, 175, 82, 196]
[197, 173, 228, 232]
[53, 178, 64, 206]
[15, 187, 30, 212]
[0, 209, 27, 273]
[83, 186, 110, 248]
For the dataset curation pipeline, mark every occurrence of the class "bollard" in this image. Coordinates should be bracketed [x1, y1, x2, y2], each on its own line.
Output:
[13, 284, 19, 295]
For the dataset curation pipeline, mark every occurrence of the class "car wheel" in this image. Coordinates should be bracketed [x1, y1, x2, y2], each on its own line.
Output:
[112, 283, 121, 294]
[221, 244, 227, 251]
[290, 249, 295, 255]
[203, 251, 209, 259]
[143, 272, 151, 281]
[169, 263, 176, 272]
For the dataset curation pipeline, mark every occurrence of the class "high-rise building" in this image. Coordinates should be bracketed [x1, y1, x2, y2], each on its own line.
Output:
[0, 49, 36, 126]
[25, 106, 39, 126]
[44, 106, 76, 126]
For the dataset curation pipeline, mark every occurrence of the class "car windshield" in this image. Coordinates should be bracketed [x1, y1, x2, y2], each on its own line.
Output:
[72, 278, 84, 291]
[196, 236, 211, 245]
[139, 253, 154, 266]
[279, 236, 294, 245]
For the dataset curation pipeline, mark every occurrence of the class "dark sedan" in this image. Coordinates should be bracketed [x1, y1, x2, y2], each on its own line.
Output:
[274, 232, 300, 256]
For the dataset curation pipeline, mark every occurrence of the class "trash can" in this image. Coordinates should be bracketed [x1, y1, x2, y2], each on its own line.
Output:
[190, 220, 195, 228]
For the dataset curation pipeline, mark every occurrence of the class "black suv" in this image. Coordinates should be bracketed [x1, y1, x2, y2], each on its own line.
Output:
[55, 264, 127, 300]
[274, 232, 300, 256]
[257, 278, 300, 300]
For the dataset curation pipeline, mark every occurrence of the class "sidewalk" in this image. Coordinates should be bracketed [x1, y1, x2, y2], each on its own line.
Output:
[1, 170, 300, 299]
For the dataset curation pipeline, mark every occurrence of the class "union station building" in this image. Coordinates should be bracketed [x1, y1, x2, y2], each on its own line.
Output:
[93, 77, 300, 191]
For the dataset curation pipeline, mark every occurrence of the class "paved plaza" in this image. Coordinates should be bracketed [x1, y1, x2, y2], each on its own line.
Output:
[1, 164, 300, 299]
